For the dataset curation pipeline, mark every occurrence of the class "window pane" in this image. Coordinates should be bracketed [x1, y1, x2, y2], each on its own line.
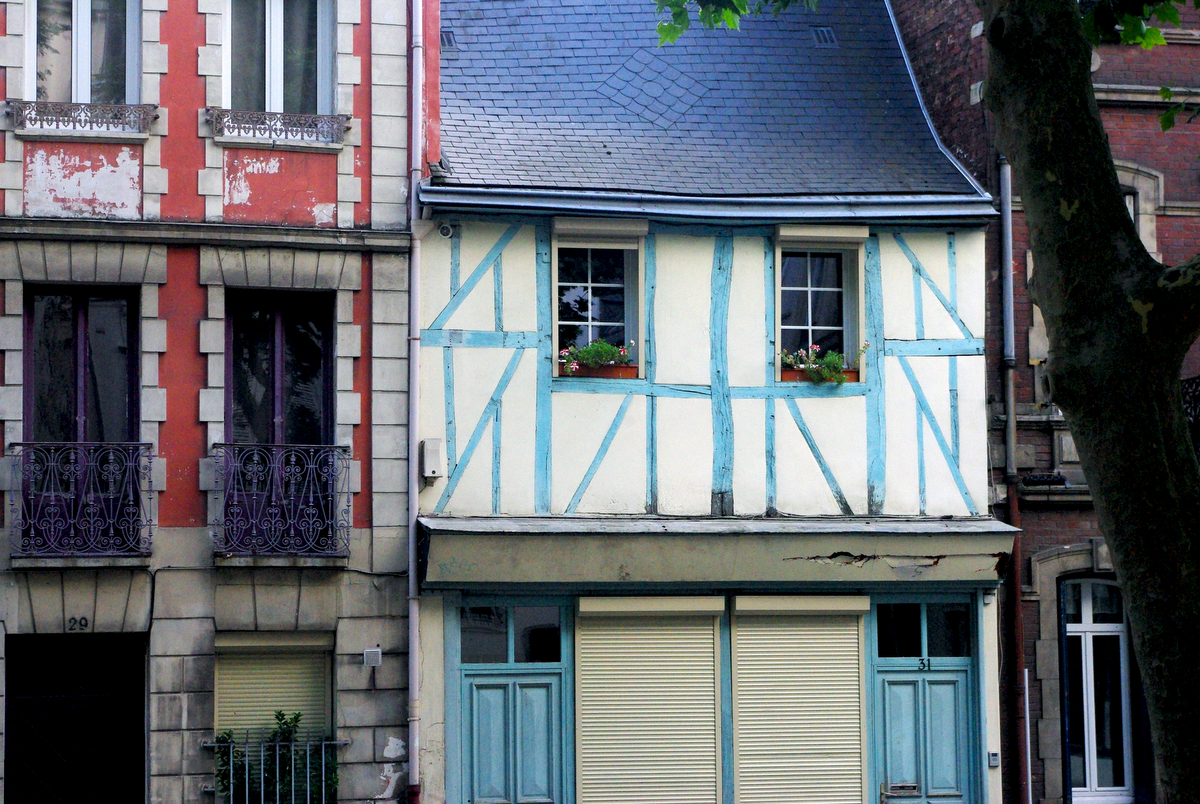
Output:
[812, 328, 844, 355]
[558, 249, 587, 283]
[595, 325, 625, 347]
[31, 295, 77, 442]
[593, 286, 625, 323]
[590, 249, 624, 284]
[779, 290, 808, 328]
[877, 604, 921, 657]
[810, 254, 842, 288]
[282, 0, 319, 114]
[781, 253, 807, 287]
[282, 300, 329, 445]
[461, 607, 507, 663]
[514, 607, 560, 663]
[1093, 635, 1126, 788]
[927, 603, 971, 657]
[779, 328, 804, 353]
[84, 297, 131, 443]
[1092, 584, 1124, 624]
[811, 291, 842, 328]
[1063, 583, 1082, 624]
[231, 0, 267, 111]
[37, 0, 73, 102]
[558, 286, 588, 322]
[230, 303, 274, 444]
[558, 324, 585, 350]
[90, 0, 128, 104]
[1067, 634, 1087, 788]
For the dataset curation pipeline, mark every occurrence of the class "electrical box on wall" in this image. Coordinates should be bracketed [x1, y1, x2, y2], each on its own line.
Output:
[421, 439, 444, 482]
[363, 648, 383, 667]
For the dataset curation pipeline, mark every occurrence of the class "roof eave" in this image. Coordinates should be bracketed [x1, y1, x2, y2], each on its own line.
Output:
[418, 184, 998, 225]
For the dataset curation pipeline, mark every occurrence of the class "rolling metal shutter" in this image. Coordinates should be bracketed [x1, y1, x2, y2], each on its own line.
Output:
[215, 652, 331, 737]
[577, 615, 721, 804]
[733, 614, 864, 804]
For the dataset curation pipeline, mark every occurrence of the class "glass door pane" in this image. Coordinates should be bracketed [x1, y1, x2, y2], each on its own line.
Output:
[37, 0, 73, 101]
[31, 295, 78, 442]
[229, 304, 275, 444]
[282, 0, 318, 113]
[231, 0, 267, 111]
[1092, 634, 1126, 788]
[90, 0, 127, 103]
[1066, 634, 1087, 788]
[282, 301, 329, 444]
[84, 296, 131, 442]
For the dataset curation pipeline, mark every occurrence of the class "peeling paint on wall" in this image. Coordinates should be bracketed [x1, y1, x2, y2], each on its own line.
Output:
[24, 143, 142, 220]
[223, 148, 338, 227]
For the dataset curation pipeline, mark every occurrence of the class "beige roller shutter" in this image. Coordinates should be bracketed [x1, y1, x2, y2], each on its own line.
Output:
[577, 615, 721, 804]
[215, 652, 331, 737]
[733, 615, 863, 804]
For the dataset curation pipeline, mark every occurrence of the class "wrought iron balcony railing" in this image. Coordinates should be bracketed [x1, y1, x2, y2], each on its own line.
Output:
[206, 108, 352, 144]
[211, 444, 351, 557]
[207, 733, 345, 804]
[7, 442, 153, 557]
[7, 101, 158, 134]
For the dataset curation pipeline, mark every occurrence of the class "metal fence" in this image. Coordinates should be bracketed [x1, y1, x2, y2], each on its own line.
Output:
[207, 108, 351, 143]
[7, 442, 153, 557]
[7, 100, 158, 133]
[207, 736, 344, 804]
[211, 444, 351, 557]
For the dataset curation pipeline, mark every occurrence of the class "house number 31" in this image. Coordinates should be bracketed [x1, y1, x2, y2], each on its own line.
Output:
[67, 616, 90, 631]
[918, 658, 930, 670]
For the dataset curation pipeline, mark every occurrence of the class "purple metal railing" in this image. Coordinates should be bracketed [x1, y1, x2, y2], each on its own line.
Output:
[8, 442, 153, 557]
[7, 100, 158, 133]
[211, 444, 351, 557]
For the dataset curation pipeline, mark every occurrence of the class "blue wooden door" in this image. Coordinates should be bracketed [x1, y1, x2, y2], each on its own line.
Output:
[877, 671, 970, 804]
[464, 673, 561, 804]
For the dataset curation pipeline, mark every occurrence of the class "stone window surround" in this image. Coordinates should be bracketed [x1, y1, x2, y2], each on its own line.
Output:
[194, 0, 362, 228]
[0, 0, 171, 219]
[1027, 538, 1117, 804]
[0, 240, 171, 507]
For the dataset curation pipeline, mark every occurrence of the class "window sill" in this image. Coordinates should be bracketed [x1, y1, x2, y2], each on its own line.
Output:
[213, 135, 342, 153]
[213, 554, 348, 568]
[780, 368, 860, 383]
[11, 555, 152, 570]
[557, 363, 639, 379]
[13, 128, 150, 144]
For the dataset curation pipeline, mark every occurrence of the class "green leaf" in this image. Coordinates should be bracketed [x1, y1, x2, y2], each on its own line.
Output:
[1161, 106, 1179, 131]
[1160, 86, 1175, 101]
[1152, 2, 1181, 26]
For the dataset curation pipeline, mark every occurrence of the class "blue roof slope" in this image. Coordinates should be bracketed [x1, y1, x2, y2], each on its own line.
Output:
[436, 0, 981, 198]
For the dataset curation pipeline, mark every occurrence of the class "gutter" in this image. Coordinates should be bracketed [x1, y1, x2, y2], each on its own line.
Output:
[418, 185, 997, 224]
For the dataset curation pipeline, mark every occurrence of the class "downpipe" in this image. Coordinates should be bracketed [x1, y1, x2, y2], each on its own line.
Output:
[1000, 155, 1029, 804]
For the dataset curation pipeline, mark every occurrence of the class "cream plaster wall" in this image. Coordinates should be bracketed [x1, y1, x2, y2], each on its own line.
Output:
[653, 234, 713, 386]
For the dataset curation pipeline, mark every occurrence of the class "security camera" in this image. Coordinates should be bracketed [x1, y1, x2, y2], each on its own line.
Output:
[438, 224, 454, 239]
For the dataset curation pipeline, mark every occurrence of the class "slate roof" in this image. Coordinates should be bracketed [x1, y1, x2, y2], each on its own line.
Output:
[435, 0, 981, 198]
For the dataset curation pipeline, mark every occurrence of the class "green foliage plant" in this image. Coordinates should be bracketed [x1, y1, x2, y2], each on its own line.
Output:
[559, 340, 634, 375]
[780, 342, 868, 383]
[213, 711, 339, 804]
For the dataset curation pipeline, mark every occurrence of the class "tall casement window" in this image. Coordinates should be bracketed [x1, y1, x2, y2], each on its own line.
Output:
[779, 250, 846, 354]
[32, 0, 141, 103]
[229, 0, 334, 114]
[1063, 579, 1134, 803]
[226, 291, 334, 446]
[557, 247, 638, 353]
[25, 287, 139, 443]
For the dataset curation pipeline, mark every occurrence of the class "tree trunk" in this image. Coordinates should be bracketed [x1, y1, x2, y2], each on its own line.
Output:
[983, 1, 1200, 799]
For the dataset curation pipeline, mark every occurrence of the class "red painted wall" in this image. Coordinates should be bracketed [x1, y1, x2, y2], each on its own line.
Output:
[222, 149, 339, 226]
[24, 142, 143, 219]
[157, 248, 209, 526]
[157, 0, 206, 221]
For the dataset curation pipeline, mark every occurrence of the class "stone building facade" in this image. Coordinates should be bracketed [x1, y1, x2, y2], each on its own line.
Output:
[0, 0, 413, 796]
[892, 3, 1200, 803]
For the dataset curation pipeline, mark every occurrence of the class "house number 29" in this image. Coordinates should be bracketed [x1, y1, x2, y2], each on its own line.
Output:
[67, 616, 90, 631]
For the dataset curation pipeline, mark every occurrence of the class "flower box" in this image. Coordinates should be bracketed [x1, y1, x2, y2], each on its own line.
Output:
[559, 363, 639, 379]
[781, 368, 860, 383]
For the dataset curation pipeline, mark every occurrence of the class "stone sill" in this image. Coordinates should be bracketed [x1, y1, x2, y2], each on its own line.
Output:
[12, 555, 151, 570]
[213, 135, 342, 153]
[14, 128, 150, 144]
[214, 555, 348, 568]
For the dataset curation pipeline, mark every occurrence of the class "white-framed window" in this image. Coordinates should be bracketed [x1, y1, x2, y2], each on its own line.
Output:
[28, 0, 141, 103]
[225, 0, 335, 115]
[774, 226, 865, 378]
[551, 217, 646, 377]
[1063, 579, 1134, 804]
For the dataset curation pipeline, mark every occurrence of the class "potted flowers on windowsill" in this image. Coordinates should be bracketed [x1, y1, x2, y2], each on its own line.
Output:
[559, 341, 637, 378]
[780, 342, 869, 384]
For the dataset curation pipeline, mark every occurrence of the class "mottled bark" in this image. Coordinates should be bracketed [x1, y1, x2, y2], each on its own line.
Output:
[983, 1, 1200, 798]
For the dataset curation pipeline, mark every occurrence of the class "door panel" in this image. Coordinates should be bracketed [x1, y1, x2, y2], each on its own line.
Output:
[877, 672, 970, 804]
[464, 674, 561, 804]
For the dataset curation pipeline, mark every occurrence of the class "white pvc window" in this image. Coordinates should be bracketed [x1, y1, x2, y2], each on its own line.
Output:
[1063, 579, 1134, 804]
[29, 0, 141, 103]
[226, 0, 334, 114]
